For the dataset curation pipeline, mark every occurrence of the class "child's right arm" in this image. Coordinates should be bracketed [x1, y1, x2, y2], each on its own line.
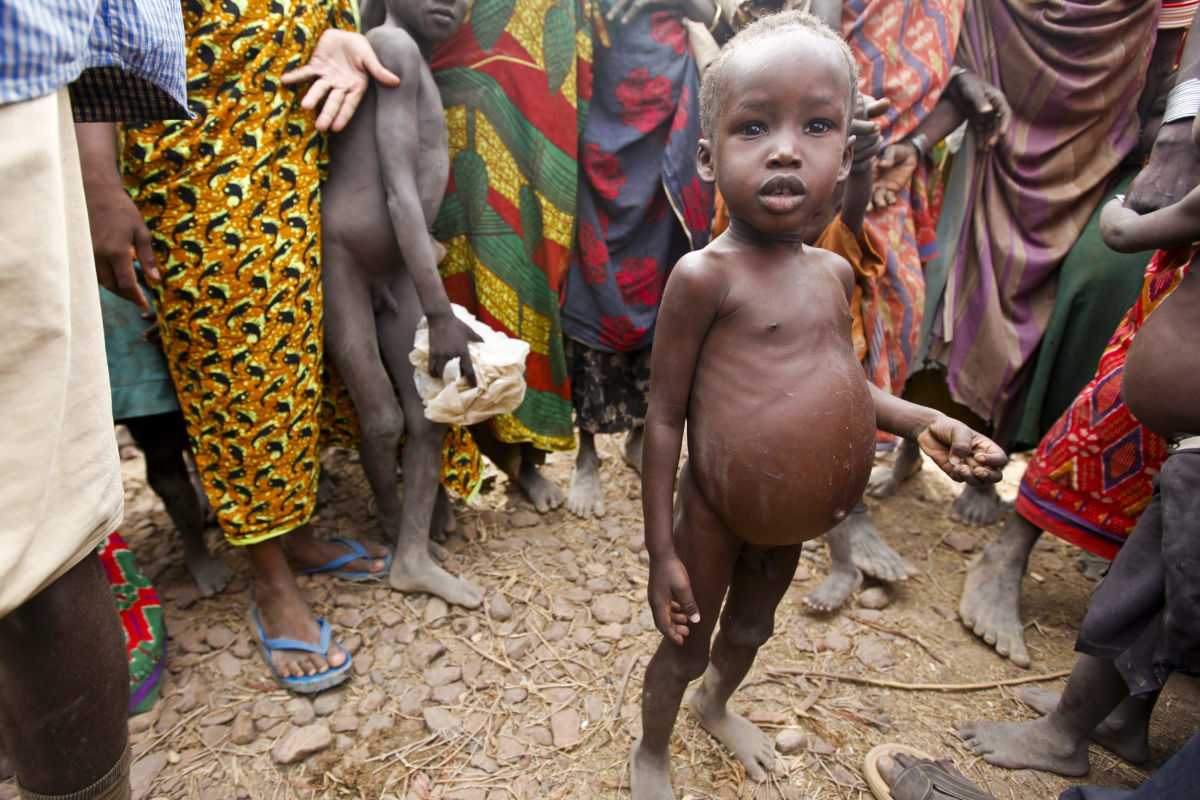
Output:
[641, 253, 722, 644]
[1100, 189, 1200, 254]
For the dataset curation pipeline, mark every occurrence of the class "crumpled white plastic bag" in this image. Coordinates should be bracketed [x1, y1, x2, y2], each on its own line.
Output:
[409, 303, 530, 425]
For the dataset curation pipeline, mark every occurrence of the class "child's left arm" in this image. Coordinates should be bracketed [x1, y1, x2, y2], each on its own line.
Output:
[870, 385, 1007, 485]
[1099, 188, 1200, 254]
[841, 96, 889, 237]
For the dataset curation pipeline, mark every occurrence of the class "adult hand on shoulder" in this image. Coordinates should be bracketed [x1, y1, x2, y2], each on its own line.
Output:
[648, 555, 700, 645]
[428, 314, 483, 388]
[915, 415, 1007, 487]
[281, 28, 401, 132]
[1126, 120, 1200, 213]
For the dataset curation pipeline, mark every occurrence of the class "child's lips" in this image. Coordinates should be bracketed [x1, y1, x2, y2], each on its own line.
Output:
[758, 175, 806, 212]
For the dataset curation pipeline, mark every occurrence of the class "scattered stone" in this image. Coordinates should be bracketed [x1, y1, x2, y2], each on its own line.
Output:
[748, 710, 788, 726]
[488, 596, 513, 622]
[584, 693, 604, 725]
[378, 608, 404, 627]
[215, 651, 242, 680]
[525, 725, 553, 746]
[408, 640, 446, 670]
[452, 615, 480, 637]
[361, 689, 387, 713]
[468, 751, 500, 774]
[432, 681, 468, 705]
[230, 710, 256, 745]
[550, 707, 582, 749]
[330, 714, 359, 733]
[931, 604, 958, 621]
[424, 597, 450, 625]
[858, 587, 892, 610]
[591, 595, 631, 624]
[200, 725, 226, 748]
[853, 608, 883, 623]
[831, 764, 859, 786]
[544, 621, 569, 642]
[807, 735, 836, 755]
[271, 723, 333, 764]
[503, 687, 528, 704]
[362, 713, 394, 736]
[176, 626, 209, 655]
[204, 708, 235, 726]
[595, 622, 623, 640]
[855, 637, 895, 670]
[509, 509, 539, 528]
[626, 534, 644, 553]
[231, 635, 253, 659]
[944, 531, 977, 554]
[313, 691, 343, 716]
[775, 730, 807, 755]
[495, 736, 526, 763]
[423, 707, 461, 738]
[591, 641, 612, 656]
[333, 607, 361, 628]
[564, 587, 592, 603]
[130, 750, 167, 800]
[128, 710, 157, 735]
[205, 624, 235, 650]
[353, 652, 375, 675]
[824, 632, 852, 652]
[459, 522, 478, 541]
[462, 656, 483, 687]
[506, 636, 533, 661]
[399, 686, 432, 715]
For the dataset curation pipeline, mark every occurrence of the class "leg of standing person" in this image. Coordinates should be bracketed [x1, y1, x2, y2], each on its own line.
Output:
[958, 511, 1042, 667]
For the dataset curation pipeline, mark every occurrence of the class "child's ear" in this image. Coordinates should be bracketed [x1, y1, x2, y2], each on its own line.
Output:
[837, 134, 854, 183]
[697, 138, 716, 184]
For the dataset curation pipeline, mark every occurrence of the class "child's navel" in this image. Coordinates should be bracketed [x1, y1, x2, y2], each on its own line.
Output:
[767, 320, 781, 331]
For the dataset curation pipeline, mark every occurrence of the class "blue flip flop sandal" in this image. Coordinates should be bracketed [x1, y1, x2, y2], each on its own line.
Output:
[249, 606, 352, 694]
[293, 537, 392, 582]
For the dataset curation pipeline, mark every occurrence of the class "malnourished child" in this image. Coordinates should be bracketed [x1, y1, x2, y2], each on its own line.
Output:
[631, 12, 1008, 798]
[321, 0, 483, 608]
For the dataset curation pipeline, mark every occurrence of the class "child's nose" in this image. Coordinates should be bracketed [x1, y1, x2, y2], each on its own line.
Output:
[767, 135, 801, 166]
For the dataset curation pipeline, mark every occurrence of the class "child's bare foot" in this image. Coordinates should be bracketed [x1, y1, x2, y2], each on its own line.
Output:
[567, 434, 606, 519]
[848, 509, 918, 582]
[430, 486, 457, 542]
[1015, 688, 1151, 764]
[866, 438, 921, 497]
[389, 552, 483, 608]
[518, 459, 564, 513]
[958, 520, 1037, 667]
[623, 426, 644, 475]
[955, 717, 1090, 776]
[804, 561, 862, 612]
[629, 737, 675, 800]
[950, 483, 999, 526]
[182, 542, 234, 597]
[686, 685, 784, 782]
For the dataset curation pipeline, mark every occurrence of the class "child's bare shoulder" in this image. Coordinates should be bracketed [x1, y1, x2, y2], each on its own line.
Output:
[663, 247, 729, 306]
[806, 243, 855, 297]
[365, 25, 423, 73]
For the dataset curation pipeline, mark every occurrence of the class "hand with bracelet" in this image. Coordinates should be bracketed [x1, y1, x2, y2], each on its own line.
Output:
[944, 66, 1011, 149]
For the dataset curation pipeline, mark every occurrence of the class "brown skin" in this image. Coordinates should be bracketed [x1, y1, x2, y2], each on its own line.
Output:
[76, 32, 394, 684]
[320, 0, 483, 608]
[631, 30, 1006, 800]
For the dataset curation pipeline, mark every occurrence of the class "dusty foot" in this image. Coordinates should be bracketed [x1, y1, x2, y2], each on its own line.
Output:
[876, 751, 996, 800]
[804, 561, 862, 612]
[182, 542, 234, 596]
[955, 718, 1090, 776]
[866, 439, 921, 498]
[847, 510, 918, 582]
[959, 536, 1031, 667]
[623, 426, 645, 475]
[430, 486, 457, 542]
[253, 587, 348, 680]
[518, 460, 564, 513]
[629, 737, 675, 800]
[567, 447, 606, 519]
[686, 686, 783, 781]
[390, 554, 483, 608]
[1016, 688, 1151, 764]
[950, 483, 999, 527]
[285, 534, 389, 578]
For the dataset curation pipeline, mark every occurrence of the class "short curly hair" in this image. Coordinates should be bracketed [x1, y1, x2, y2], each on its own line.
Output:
[699, 10, 859, 139]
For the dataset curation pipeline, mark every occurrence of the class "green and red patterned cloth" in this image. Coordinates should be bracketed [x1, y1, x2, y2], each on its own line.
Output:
[97, 533, 166, 715]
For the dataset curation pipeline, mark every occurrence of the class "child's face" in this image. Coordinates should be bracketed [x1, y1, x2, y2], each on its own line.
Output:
[698, 31, 854, 237]
[390, 0, 467, 44]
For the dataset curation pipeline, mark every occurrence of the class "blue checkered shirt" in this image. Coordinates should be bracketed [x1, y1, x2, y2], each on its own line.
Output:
[0, 0, 187, 121]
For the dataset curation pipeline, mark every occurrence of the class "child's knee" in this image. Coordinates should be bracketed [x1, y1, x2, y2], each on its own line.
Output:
[360, 405, 405, 444]
[659, 644, 710, 684]
[722, 618, 774, 651]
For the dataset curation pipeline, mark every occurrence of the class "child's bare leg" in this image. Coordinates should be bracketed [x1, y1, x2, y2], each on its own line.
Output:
[126, 412, 233, 596]
[806, 502, 916, 611]
[632, 465, 740, 800]
[956, 653, 1129, 776]
[1015, 686, 1156, 764]
[686, 545, 798, 782]
[950, 482, 1000, 527]
[567, 429, 606, 519]
[472, 425, 564, 513]
[866, 437, 921, 497]
[377, 278, 482, 608]
[959, 513, 1041, 667]
[624, 424, 644, 475]
[803, 515, 861, 611]
[430, 485, 457, 541]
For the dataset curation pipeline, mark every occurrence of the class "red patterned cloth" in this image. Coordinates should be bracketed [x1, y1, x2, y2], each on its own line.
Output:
[1015, 248, 1195, 559]
[97, 532, 166, 714]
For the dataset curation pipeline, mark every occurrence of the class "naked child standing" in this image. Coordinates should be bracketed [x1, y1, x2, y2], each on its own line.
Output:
[630, 12, 1009, 799]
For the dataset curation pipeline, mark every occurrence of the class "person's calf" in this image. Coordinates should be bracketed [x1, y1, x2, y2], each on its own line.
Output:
[959, 514, 1040, 667]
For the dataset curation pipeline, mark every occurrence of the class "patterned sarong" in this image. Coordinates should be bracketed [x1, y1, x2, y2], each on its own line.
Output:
[1014, 248, 1194, 560]
[560, 5, 711, 353]
[925, 0, 1157, 429]
[431, 0, 599, 452]
[97, 533, 166, 716]
[121, 0, 358, 544]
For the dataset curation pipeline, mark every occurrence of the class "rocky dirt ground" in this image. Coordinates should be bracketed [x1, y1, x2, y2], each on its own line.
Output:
[4, 434, 1199, 800]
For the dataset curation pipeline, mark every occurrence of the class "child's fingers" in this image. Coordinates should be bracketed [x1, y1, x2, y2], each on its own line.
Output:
[865, 97, 890, 118]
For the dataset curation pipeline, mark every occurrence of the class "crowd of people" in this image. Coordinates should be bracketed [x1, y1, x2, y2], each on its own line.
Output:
[2, 0, 1199, 797]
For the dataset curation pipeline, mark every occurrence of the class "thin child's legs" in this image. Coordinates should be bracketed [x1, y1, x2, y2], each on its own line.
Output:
[567, 429, 606, 519]
[473, 425, 564, 513]
[0, 553, 130, 797]
[951, 482, 1000, 527]
[376, 272, 482, 608]
[687, 543, 799, 781]
[956, 653, 1131, 776]
[804, 511, 861, 611]
[805, 501, 916, 611]
[125, 412, 233, 596]
[959, 511, 1041, 667]
[867, 437, 922, 497]
[632, 464, 741, 800]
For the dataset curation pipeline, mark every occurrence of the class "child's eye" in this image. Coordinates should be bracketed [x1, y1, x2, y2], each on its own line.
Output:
[807, 120, 833, 134]
[740, 122, 766, 136]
